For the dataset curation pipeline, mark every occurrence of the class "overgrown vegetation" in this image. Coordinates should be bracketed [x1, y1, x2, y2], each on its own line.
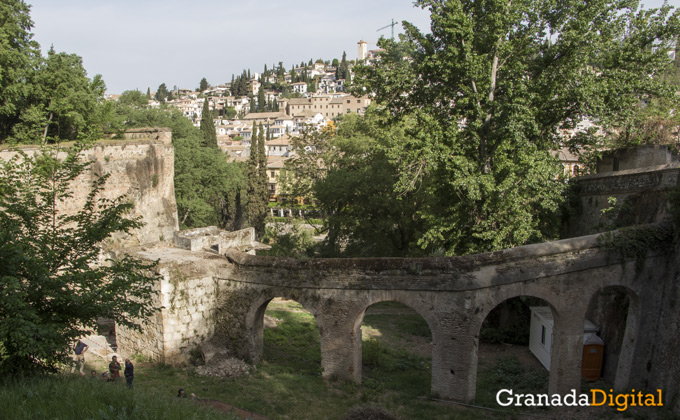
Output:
[259, 220, 316, 258]
[0, 145, 159, 375]
[598, 222, 676, 272]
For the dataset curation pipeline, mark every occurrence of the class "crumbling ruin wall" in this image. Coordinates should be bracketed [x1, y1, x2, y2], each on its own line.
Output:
[0, 128, 178, 246]
[116, 247, 234, 364]
[565, 164, 680, 237]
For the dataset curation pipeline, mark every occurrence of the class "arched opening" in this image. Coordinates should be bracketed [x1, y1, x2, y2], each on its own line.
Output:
[258, 297, 321, 375]
[356, 301, 433, 398]
[586, 286, 640, 389]
[475, 296, 552, 406]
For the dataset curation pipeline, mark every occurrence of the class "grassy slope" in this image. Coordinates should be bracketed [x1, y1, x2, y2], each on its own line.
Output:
[12, 300, 668, 420]
[0, 375, 237, 420]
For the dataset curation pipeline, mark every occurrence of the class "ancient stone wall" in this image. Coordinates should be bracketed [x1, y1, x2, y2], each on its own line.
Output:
[116, 246, 235, 363]
[643, 244, 680, 413]
[565, 164, 680, 237]
[0, 128, 178, 246]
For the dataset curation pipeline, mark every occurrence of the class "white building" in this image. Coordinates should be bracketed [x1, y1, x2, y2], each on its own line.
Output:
[529, 306, 600, 371]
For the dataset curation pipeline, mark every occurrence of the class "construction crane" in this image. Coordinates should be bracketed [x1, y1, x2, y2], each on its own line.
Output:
[377, 19, 398, 40]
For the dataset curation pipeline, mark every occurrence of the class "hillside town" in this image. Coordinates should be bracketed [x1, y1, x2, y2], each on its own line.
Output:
[123, 43, 376, 201]
[116, 38, 592, 204]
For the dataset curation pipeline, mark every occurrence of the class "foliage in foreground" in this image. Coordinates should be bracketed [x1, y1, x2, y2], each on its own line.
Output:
[0, 145, 159, 374]
[0, 375, 236, 420]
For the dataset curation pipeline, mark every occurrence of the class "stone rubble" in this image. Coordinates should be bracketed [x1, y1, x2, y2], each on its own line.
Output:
[195, 340, 252, 378]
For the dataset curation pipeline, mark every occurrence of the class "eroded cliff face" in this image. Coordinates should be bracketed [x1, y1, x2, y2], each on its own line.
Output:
[0, 128, 179, 247]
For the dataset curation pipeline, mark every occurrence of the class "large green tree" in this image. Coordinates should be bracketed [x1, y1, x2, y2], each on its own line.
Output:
[33, 47, 106, 143]
[154, 83, 170, 103]
[0, 0, 40, 142]
[0, 145, 159, 374]
[352, 0, 680, 255]
[0, 2, 105, 144]
[257, 87, 266, 112]
[118, 90, 149, 108]
[199, 77, 209, 92]
[283, 111, 429, 257]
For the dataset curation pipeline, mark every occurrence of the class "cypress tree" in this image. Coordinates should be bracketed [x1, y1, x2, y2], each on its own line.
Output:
[245, 122, 268, 237]
[256, 122, 268, 231]
[246, 122, 258, 231]
[257, 87, 265, 112]
[200, 98, 218, 148]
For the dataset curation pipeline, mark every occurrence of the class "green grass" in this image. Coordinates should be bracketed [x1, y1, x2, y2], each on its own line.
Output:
[23, 300, 570, 420]
[475, 354, 549, 408]
[36, 299, 669, 420]
[0, 375, 236, 420]
[129, 299, 488, 420]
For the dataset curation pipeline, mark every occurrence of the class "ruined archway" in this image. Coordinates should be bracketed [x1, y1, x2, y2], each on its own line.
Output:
[360, 301, 433, 396]
[246, 293, 321, 372]
[474, 295, 555, 405]
[349, 294, 437, 393]
[261, 298, 322, 374]
[586, 285, 640, 390]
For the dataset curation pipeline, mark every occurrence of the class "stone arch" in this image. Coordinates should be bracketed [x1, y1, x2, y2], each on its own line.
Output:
[245, 289, 321, 365]
[468, 287, 563, 403]
[585, 285, 641, 390]
[346, 290, 439, 384]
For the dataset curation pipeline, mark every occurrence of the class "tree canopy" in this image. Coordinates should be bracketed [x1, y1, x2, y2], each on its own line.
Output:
[199, 77, 209, 92]
[283, 111, 430, 257]
[351, 0, 680, 255]
[0, 1, 105, 144]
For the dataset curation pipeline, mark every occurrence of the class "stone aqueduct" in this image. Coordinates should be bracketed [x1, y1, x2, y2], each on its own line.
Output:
[124, 231, 674, 405]
[4, 129, 678, 410]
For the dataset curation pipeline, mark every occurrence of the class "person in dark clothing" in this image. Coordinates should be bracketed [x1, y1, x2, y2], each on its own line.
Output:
[124, 358, 134, 388]
[109, 355, 121, 380]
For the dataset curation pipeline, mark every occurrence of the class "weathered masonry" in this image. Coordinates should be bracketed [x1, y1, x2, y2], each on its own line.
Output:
[124, 231, 679, 409]
[0, 127, 179, 246]
[112, 140, 680, 413]
[6, 132, 677, 411]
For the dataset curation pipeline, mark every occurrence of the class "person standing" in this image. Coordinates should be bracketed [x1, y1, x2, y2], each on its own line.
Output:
[109, 355, 121, 380]
[70, 339, 88, 375]
[124, 358, 134, 388]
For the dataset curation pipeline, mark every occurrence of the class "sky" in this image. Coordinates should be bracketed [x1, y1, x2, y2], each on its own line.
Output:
[26, 0, 673, 95]
[26, 0, 432, 94]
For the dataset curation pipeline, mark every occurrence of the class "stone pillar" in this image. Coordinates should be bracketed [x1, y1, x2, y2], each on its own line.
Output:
[549, 310, 585, 395]
[614, 295, 640, 391]
[430, 311, 478, 402]
[317, 313, 361, 382]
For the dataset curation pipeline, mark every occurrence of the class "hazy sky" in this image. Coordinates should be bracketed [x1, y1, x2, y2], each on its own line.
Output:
[26, 0, 432, 94]
[26, 0, 672, 95]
